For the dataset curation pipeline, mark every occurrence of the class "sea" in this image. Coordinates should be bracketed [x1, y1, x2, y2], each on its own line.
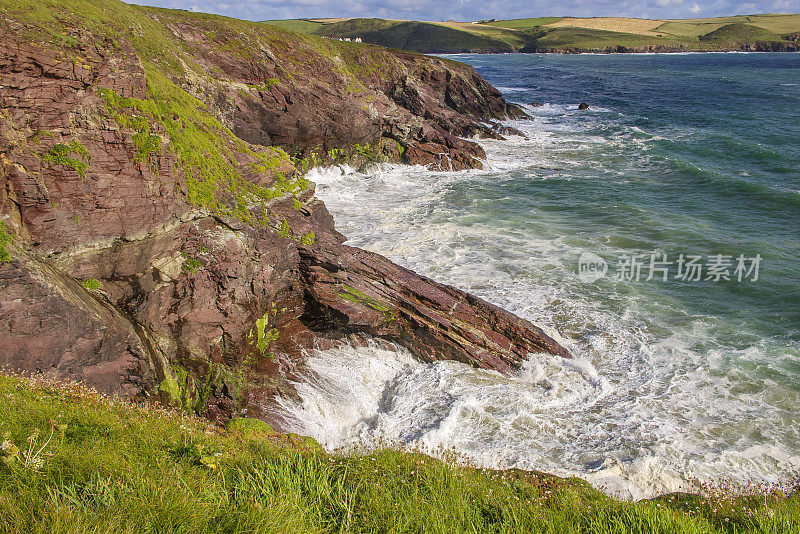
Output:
[277, 52, 800, 500]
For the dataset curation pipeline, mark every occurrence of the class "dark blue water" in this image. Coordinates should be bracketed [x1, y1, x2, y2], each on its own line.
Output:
[294, 53, 800, 499]
[464, 52, 800, 336]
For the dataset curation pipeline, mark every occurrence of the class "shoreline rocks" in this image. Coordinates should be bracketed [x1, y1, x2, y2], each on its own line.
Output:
[0, 0, 569, 429]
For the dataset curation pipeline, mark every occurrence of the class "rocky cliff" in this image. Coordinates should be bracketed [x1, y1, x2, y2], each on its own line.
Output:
[0, 0, 568, 427]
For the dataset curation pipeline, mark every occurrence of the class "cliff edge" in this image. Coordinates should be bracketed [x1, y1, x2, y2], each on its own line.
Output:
[0, 0, 567, 427]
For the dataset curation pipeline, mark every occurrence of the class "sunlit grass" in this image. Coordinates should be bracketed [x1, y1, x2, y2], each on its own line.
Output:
[1, 372, 798, 533]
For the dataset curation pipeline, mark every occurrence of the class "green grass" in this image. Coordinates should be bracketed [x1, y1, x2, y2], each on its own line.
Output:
[79, 278, 102, 291]
[250, 308, 278, 357]
[1, 373, 798, 533]
[433, 21, 533, 49]
[485, 17, 564, 30]
[225, 417, 274, 439]
[300, 230, 315, 245]
[0, 222, 12, 263]
[698, 23, 784, 45]
[313, 18, 517, 52]
[521, 27, 685, 52]
[180, 256, 203, 275]
[654, 21, 727, 38]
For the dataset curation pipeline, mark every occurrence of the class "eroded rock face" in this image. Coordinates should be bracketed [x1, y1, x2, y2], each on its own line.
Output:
[0, 1, 568, 429]
[141, 9, 526, 171]
[0, 253, 152, 397]
[298, 244, 570, 374]
[0, 37, 183, 254]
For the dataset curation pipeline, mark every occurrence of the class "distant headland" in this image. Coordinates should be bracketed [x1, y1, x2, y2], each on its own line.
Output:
[264, 14, 800, 53]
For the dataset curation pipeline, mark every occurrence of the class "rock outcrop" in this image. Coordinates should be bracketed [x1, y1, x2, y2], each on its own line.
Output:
[140, 7, 527, 172]
[0, 0, 569, 428]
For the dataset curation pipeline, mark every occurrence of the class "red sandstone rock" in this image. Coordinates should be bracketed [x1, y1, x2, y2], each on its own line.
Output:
[0, 2, 566, 428]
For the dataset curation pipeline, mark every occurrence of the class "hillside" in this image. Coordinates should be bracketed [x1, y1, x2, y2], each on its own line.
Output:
[263, 14, 800, 53]
[2, 372, 798, 533]
[312, 18, 516, 53]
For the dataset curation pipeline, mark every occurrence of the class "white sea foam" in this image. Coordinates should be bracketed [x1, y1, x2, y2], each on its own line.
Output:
[290, 103, 800, 500]
[494, 86, 531, 93]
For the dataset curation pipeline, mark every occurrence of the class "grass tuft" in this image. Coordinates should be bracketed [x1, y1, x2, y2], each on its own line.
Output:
[79, 278, 102, 291]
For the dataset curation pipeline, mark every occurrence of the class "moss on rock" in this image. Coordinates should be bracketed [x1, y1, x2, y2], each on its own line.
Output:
[40, 140, 91, 179]
[0, 222, 13, 263]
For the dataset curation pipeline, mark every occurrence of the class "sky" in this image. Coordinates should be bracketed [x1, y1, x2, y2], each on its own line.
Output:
[126, 0, 799, 22]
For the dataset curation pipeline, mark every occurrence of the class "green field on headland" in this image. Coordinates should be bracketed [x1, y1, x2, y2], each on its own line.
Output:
[1, 373, 798, 533]
[263, 14, 800, 53]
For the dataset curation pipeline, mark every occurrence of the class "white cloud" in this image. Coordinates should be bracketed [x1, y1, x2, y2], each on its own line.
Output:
[654, 0, 684, 7]
[123, 1, 789, 22]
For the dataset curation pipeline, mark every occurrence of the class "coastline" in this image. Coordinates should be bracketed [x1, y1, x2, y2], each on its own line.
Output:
[297, 56, 800, 501]
[1, 2, 799, 529]
[1, 0, 567, 431]
[439, 47, 800, 55]
[300, 15, 800, 55]
[2, 369, 798, 534]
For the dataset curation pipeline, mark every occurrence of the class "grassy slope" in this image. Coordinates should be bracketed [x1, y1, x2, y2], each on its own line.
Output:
[433, 21, 532, 49]
[525, 28, 687, 51]
[312, 18, 516, 52]
[498, 14, 800, 51]
[484, 17, 564, 30]
[698, 23, 784, 44]
[266, 13, 800, 53]
[2, 373, 799, 533]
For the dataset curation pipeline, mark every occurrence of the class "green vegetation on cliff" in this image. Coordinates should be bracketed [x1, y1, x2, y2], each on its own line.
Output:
[98, 70, 302, 224]
[40, 140, 91, 179]
[0, 222, 12, 263]
[1, 373, 798, 533]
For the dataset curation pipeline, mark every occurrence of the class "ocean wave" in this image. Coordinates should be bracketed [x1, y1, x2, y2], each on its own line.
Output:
[275, 336, 799, 501]
[300, 55, 800, 499]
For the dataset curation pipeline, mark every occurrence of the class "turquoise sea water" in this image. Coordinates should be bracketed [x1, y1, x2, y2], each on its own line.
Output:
[281, 53, 800, 499]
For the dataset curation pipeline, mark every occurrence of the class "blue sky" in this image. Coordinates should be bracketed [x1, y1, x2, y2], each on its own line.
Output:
[127, 0, 799, 22]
